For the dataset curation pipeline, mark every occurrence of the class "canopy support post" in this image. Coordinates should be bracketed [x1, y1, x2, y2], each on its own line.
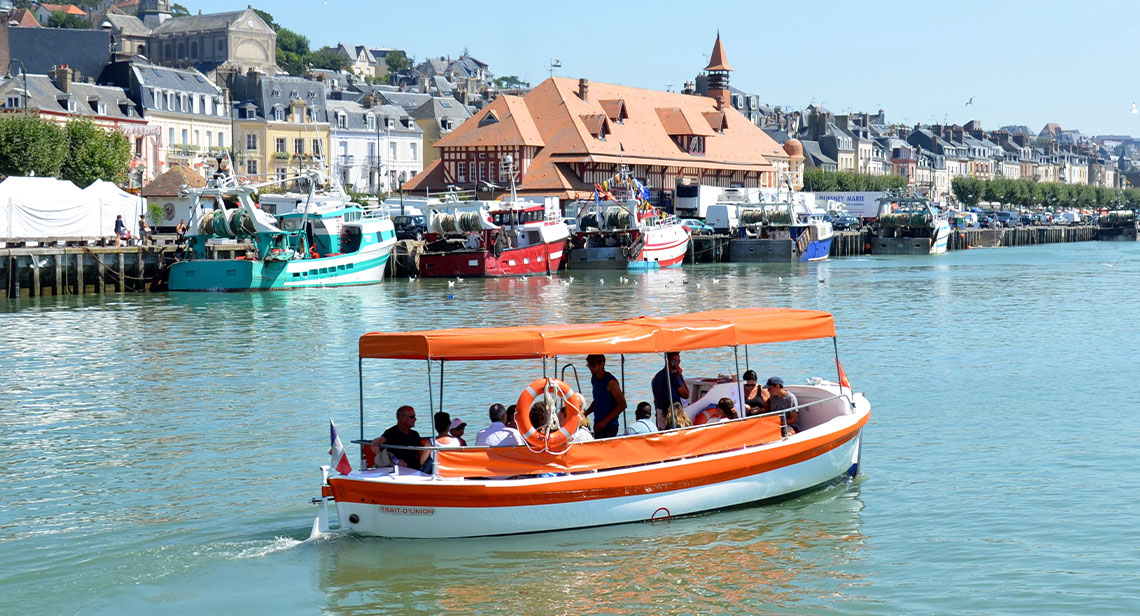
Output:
[733, 345, 744, 416]
[542, 356, 547, 378]
[426, 358, 434, 414]
[620, 354, 627, 434]
[439, 360, 445, 413]
[744, 345, 750, 370]
[358, 357, 364, 445]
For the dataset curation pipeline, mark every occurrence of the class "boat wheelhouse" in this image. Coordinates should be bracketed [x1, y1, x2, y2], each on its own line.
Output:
[1096, 210, 1138, 242]
[312, 308, 870, 539]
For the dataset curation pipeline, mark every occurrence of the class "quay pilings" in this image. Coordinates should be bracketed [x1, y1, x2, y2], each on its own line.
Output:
[686, 235, 730, 263]
[2, 240, 252, 299]
[947, 225, 1097, 250]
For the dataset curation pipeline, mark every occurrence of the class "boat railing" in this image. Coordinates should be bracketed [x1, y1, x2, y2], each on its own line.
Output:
[351, 392, 852, 480]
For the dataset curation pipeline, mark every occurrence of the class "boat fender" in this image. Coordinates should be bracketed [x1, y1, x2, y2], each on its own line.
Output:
[515, 377, 582, 449]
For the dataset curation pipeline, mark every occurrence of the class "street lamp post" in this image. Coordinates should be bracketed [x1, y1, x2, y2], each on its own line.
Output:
[5, 59, 28, 112]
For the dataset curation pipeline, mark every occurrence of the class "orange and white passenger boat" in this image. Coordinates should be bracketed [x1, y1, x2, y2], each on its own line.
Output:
[311, 308, 870, 539]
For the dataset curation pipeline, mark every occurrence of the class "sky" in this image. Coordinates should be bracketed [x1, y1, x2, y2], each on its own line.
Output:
[188, 0, 1140, 137]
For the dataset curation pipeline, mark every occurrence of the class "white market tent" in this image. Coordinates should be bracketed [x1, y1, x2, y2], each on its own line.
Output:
[0, 177, 144, 239]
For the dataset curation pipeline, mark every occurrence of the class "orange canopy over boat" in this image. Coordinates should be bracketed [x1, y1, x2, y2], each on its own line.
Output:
[358, 308, 836, 361]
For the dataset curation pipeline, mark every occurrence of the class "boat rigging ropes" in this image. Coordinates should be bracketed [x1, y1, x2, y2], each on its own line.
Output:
[515, 378, 584, 453]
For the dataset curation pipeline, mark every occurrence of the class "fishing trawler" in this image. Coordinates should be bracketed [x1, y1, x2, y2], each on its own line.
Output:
[873, 194, 951, 255]
[1096, 210, 1138, 241]
[311, 308, 870, 539]
[168, 165, 395, 291]
[728, 190, 834, 262]
[567, 172, 690, 270]
[417, 156, 570, 277]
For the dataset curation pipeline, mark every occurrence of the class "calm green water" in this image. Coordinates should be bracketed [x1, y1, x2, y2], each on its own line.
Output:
[3, 243, 1139, 614]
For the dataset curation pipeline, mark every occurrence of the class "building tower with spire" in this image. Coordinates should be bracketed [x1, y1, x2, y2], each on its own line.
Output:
[704, 32, 733, 110]
[138, 0, 172, 28]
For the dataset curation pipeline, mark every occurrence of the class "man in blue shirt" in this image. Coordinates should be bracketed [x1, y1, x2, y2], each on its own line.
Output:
[652, 351, 690, 414]
[585, 354, 626, 439]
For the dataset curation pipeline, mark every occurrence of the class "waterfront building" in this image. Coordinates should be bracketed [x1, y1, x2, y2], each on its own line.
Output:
[229, 73, 329, 183]
[0, 66, 156, 188]
[102, 59, 230, 179]
[327, 94, 422, 193]
[403, 67, 786, 203]
[101, 2, 278, 74]
[33, 3, 87, 24]
[799, 139, 838, 172]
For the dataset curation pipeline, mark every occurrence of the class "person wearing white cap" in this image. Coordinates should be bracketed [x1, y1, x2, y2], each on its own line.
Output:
[448, 417, 468, 446]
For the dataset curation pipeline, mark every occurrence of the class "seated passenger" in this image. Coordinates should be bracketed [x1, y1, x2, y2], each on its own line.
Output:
[505, 404, 518, 429]
[716, 397, 738, 421]
[556, 402, 594, 443]
[370, 405, 422, 470]
[742, 370, 769, 416]
[766, 377, 799, 432]
[785, 409, 802, 435]
[420, 411, 462, 469]
[448, 417, 468, 446]
[475, 403, 522, 447]
[659, 401, 693, 430]
[626, 401, 657, 435]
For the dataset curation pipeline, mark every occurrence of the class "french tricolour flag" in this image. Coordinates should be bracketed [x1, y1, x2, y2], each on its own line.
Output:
[329, 419, 352, 475]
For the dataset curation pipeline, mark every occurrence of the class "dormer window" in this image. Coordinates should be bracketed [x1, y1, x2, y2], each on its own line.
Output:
[336, 113, 347, 129]
[273, 107, 284, 121]
[365, 114, 375, 130]
[272, 88, 281, 97]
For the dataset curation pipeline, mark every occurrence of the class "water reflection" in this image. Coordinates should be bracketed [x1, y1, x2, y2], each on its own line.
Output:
[313, 482, 865, 614]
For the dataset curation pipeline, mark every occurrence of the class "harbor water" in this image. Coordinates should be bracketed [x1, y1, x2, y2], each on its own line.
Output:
[2, 242, 1139, 614]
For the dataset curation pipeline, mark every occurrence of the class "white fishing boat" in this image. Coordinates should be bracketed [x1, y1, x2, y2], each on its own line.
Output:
[874, 194, 951, 255]
[312, 308, 870, 539]
[567, 172, 690, 270]
[729, 191, 834, 262]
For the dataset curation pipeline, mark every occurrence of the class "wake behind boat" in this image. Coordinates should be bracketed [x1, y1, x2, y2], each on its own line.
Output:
[312, 308, 870, 539]
[168, 163, 395, 291]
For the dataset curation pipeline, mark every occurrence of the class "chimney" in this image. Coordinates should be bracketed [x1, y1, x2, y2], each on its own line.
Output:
[362, 92, 374, 109]
[50, 64, 73, 94]
[577, 78, 589, 102]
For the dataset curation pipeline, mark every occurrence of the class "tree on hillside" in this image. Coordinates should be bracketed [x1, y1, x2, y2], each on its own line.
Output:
[307, 46, 350, 72]
[60, 119, 131, 187]
[494, 75, 527, 90]
[0, 113, 68, 178]
[45, 11, 92, 29]
[171, 3, 191, 17]
[385, 50, 411, 79]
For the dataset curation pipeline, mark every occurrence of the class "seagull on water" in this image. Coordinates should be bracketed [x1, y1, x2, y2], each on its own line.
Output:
[456, 275, 464, 282]
[448, 280, 455, 288]
[712, 278, 719, 284]
[599, 278, 605, 285]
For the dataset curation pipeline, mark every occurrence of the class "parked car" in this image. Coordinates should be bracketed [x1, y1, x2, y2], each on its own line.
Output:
[978, 215, 993, 229]
[679, 218, 715, 235]
[562, 217, 579, 233]
[825, 213, 860, 230]
[393, 215, 427, 241]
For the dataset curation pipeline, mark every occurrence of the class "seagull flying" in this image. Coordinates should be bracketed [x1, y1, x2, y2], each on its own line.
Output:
[965, 97, 975, 107]
[448, 280, 455, 288]
[1132, 103, 1138, 115]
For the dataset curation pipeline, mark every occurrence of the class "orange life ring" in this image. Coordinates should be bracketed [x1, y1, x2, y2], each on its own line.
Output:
[515, 377, 583, 449]
[693, 407, 714, 426]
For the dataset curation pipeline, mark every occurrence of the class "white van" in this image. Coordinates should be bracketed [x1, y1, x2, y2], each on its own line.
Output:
[704, 204, 740, 234]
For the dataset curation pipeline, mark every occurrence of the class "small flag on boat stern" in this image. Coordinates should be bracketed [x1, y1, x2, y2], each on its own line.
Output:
[329, 419, 352, 475]
[836, 359, 852, 390]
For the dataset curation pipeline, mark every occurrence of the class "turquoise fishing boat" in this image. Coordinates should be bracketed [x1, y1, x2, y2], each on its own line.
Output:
[168, 170, 396, 292]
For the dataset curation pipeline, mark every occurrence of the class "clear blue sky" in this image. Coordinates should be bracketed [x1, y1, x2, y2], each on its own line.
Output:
[189, 0, 1138, 137]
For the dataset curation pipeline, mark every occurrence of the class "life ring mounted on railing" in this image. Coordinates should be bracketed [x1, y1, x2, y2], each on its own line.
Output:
[515, 377, 584, 450]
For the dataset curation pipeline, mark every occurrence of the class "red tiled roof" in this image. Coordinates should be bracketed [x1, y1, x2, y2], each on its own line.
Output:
[11, 8, 40, 26]
[407, 76, 783, 194]
[39, 3, 88, 16]
[598, 99, 627, 123]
